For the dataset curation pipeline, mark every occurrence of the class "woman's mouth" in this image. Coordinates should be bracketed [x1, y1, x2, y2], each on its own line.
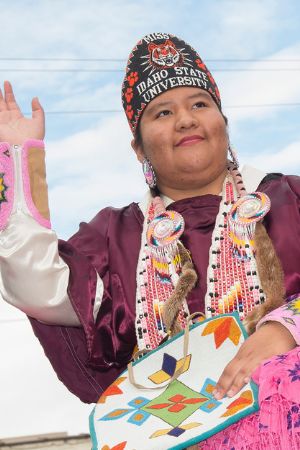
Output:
[175, 135, 205, 147]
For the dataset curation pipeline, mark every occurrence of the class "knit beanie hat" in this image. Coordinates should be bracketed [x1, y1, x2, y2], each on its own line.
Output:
[122, 32, 221, 134]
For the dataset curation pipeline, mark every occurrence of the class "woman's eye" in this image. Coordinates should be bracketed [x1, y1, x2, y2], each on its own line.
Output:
[193, 101, 207, 109]
[157, 110, 171, 118]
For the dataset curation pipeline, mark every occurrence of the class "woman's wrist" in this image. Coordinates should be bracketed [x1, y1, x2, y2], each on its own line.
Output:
[259, 320, 297, 348]
[256, 295, 300, 346]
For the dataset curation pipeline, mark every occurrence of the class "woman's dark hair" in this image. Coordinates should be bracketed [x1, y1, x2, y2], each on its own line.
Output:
[134, 121, 143, 148]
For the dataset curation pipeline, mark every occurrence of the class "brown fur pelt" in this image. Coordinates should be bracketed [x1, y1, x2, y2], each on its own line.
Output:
[162, 243, 198, 335]
[244, 221, 286, 334]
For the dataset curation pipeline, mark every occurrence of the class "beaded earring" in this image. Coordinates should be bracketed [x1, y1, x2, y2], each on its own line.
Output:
[142, 158, 157, 188]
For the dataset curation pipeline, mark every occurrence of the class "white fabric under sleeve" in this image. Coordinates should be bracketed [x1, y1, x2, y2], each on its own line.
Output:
[0, 209, 81, 325]
[0, 141, 104, 326]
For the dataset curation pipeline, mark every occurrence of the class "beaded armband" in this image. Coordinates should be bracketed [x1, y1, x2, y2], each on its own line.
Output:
[0, 139, 50, 230]
[0, 143, 14, 230]
[256, 293, 300, 345]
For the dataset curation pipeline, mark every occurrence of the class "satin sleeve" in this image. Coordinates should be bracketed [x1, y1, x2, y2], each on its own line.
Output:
[0, 140, 80, 326]
[256, 175, 300, 342]
[261, 174, 300, 298]
[29, 206, 138, 403]
[57, 206, 137, 368]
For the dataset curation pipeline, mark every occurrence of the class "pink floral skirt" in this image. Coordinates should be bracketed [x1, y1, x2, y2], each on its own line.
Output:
[200, 347, 300, 449]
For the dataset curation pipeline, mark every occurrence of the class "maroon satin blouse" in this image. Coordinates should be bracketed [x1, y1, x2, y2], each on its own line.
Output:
[30, 175, 300, 403]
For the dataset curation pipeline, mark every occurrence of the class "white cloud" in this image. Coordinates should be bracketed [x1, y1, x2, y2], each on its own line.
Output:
[218, 42, 300, 126]
[51, 82, 121, 113]
[245, 139, 300, 174]
[188, 0, 282, 58]
[0, 1, 144, 58]
[47, 113, 146, 237]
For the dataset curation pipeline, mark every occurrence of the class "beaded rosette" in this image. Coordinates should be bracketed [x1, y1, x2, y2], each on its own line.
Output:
[146, 209, 184, 281]
[229, 192, 270, 245]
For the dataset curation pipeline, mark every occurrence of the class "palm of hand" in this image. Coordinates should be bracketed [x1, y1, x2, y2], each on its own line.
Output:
[0, 81, 45, 145]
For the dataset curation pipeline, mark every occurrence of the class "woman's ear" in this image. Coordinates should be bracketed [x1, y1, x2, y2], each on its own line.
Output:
[131, 138, 145, 163]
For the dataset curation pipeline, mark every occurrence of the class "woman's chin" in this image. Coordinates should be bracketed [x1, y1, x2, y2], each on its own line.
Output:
[176, 161, 212, 176]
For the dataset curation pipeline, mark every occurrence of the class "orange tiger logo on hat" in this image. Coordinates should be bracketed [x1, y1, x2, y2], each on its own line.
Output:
[148, 40, 183, 69]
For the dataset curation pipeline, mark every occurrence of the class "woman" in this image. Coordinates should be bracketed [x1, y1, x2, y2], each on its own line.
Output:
[0, 33, 300, 448]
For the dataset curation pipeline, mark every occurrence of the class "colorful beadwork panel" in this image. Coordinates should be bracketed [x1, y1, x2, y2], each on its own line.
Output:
[90, 313, 258, 450]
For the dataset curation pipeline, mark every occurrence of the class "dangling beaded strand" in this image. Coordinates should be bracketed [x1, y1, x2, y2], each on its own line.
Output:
[135, 196, 189, 351]
[205, 165, 268, 320]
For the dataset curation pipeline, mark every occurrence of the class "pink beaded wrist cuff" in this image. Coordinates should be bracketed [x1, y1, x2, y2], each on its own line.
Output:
[0, 140, 51, 230]
[0, 142, 14, 230]
[257, 293, 300, 345]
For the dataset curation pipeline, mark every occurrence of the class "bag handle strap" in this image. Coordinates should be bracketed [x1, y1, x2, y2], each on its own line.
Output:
[127, 312, 205, 390]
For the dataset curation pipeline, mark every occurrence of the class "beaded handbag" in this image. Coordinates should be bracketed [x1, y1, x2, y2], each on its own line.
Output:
[89, 312, 258, 450]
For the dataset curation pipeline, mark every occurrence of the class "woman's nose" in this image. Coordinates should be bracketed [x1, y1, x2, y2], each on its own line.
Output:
[175, 109, 199, 131]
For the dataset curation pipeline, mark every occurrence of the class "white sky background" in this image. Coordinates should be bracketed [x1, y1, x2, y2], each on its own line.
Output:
[1, 0, 300, 439]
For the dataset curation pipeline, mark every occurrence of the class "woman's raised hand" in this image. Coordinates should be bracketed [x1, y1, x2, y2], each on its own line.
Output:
[0, 81, 45, 145]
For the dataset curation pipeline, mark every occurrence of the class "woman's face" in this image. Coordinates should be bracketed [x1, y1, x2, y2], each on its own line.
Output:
[132, 87, 228, 195]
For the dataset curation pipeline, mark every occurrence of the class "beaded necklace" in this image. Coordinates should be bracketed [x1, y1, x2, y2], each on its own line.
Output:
[135, 165, 270, 351]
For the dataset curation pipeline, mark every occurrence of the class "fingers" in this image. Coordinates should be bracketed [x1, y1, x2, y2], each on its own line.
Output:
[0, 82, 42, 118]
[32, 97, 45, 139]
[31, 97, 44, 120]
[213, 359, 242, 400]
[227, 374, 251, 398]
[4, 80, 21, 111]
[0, 87, 7, 112]
[213, 356, 252, 400]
